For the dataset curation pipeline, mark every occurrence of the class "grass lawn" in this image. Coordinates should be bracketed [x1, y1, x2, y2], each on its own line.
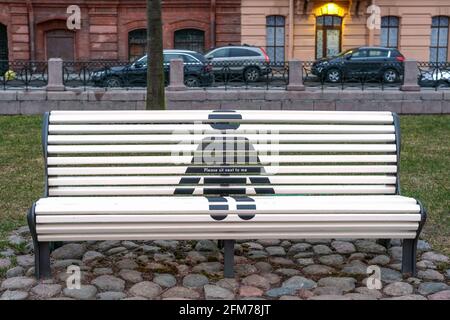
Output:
[0, 115, 449, 255]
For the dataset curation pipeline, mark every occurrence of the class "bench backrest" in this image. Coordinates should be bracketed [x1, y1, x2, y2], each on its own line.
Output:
[43, 110, 400, 197]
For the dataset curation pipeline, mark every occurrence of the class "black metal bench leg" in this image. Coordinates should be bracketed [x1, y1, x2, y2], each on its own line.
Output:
[223, 240, 235, 278]
[401, 201, 427, 277]
[36, 242, 51, 279]
[28, 203, 51, 279]
[401, 238, 417, 276]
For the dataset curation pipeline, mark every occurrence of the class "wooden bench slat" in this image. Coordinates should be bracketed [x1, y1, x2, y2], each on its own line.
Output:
[35, 197, 419, 214]
[47, 155, 398, 165]
[37, 231, 417, 241]
[49, 124, 396, 134]
[49, 113, 393, 124]
[47, 134, 396, 144]
[51, 110, 394, 115]
[47, 165, 398, 176]
[48, 175, 397, 186]
[36, 222, 419, 234]
[38, 197, 418, 215]
[47, 144, 397, 154]
[48, 185, 397, 196]
[35, 194, 418, 206]
[36, 213, 421, 223]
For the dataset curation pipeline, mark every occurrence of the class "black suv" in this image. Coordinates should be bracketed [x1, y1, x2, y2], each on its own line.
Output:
[311, 47, 405, 83]
[92, 50, 213, 87]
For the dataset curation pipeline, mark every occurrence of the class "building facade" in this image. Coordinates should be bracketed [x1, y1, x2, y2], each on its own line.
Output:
[241, 0, 450, 62]
[0, 0, 449, 62]
[0, 0, 241, 61]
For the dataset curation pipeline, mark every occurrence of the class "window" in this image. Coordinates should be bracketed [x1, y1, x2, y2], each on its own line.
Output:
[164, 54, 182, 63]
[266, 15, 285, 62]
[350, 50, 367, 59]
[210, 48, 229, 58]
[189, 52, 206, 63]
[128, 29, 147, 62]
[133, 55, 147, 68]
[181, 54, 198, 63]
[164, 53, 199, 64]
[229, 48, 260, 57]
[316, 15, 342, 59]
[430, 16, 449, 63]
[368, 49, 388, 57]
[381, 16, 399, 48]
[174, 29, 205, 53]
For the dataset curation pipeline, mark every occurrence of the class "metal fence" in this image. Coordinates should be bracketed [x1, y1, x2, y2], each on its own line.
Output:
[1, 59, 449, 91]
[302, 61, 404, 91]
[61, 60, 289, 91]
[208, 61, 289, 90]
[0, 60, 47, 90]
[417, 62, 450, 90]
[63, 60, 130, 89]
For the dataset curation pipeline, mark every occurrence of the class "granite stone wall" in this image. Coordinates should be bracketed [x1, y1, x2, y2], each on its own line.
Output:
[0, 89, 448, 115]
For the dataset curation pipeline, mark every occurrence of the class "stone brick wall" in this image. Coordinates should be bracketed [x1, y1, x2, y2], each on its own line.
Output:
[0, 89, 449, 115]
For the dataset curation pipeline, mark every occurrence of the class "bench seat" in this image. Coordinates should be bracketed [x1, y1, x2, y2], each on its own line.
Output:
[35, 195, 421, 241]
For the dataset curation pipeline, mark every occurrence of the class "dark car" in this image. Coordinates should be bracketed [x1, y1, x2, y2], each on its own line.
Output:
[311, 47, 405, 83]
[92, 50, 213, 87]
[204, 45, 271, 82]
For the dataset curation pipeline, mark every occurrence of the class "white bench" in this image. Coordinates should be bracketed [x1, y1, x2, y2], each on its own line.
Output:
[28, 110, 426, 279]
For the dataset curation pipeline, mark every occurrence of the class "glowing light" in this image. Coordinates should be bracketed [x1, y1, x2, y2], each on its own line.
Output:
[316, 3, 345, 17]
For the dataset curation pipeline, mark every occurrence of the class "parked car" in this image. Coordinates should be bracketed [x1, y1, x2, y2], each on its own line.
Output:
[311, 47, 405, 83]
[204, 45, 271, 82]
[419, 67, 450, 88]
[91, 49, 213, 87]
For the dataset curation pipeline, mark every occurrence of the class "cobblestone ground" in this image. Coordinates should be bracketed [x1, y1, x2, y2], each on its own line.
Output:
[0, 226, 449, 300]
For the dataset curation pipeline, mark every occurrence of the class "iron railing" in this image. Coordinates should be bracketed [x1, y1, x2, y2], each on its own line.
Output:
[302, 61, 404, 91]
[418, 62, 450, 90]
[63, 60, 130, 90]
[2, 59, 449, 91]
[208, 61, 289, 90]
[0, 60, 48, 90]
[62, 60, 289, 91]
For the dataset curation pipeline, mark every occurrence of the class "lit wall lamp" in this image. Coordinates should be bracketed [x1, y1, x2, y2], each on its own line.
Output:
[315, 2, 345, 17]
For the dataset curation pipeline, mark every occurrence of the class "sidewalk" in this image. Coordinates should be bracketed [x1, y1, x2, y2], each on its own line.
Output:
[0, 225, 449, 300]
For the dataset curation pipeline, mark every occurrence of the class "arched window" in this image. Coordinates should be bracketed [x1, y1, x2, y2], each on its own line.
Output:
[381, 16, 399, 48]
[129, 29, 147, 62]
[266, 16, 285, 62]
[430, 16, 449, 63]
[316, 15, 342, 59]
[0, 23, 7, 62]
[174, 29, 205, 53]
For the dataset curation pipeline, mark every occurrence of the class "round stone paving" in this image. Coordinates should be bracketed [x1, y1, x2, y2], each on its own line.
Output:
[0, 227, 449, 300]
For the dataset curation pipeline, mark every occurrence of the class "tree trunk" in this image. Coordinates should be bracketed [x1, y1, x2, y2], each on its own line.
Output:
[146, 0, 165, 110]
